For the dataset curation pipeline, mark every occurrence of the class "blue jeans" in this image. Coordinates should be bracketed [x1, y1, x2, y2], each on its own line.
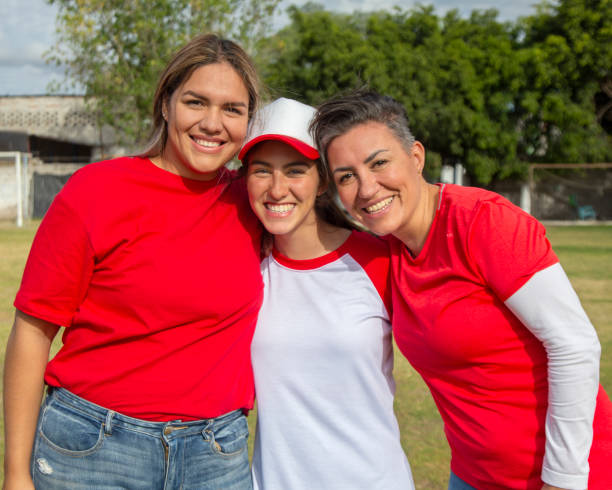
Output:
[448, 471, 478, 490]
[32, 387, 252, 489]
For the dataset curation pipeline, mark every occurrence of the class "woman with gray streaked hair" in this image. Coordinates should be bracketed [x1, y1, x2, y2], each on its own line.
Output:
[310, 90, 612, 490]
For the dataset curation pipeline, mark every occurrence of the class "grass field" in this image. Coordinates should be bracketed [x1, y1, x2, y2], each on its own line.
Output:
[1, 221, 610, 488]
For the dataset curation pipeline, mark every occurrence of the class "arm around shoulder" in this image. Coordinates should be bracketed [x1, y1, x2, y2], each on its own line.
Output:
[3, 310, 60, 490]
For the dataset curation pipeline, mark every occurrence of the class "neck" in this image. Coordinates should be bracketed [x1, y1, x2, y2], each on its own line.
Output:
[394, 181, 440, 256]
[274, 218, 352, 261]
[149, 153, 219, 181]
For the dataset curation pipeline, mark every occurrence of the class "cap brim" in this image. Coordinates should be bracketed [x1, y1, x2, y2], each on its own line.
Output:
[239, 134, 320, 162]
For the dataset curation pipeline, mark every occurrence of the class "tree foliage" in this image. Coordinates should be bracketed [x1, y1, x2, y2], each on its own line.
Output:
[261, 1, 612, 185]
[45, 0, 280, 147]
[518, 0, 612, 162]
[47, 0, 612, 182]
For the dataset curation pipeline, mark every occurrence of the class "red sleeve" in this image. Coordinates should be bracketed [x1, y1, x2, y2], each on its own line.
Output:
[14, 191, 95, 327]
[466, 200, 558, 301]
[345, 231, 393, 317]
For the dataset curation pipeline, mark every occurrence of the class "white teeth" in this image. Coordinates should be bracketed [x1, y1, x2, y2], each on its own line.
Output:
[266, 203, 295, 213]
[365, 196, 394, 213]
[194, 138, 221, 148]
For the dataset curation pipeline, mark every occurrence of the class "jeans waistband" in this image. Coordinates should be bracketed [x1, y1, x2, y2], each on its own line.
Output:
[46, 387, 243, 437]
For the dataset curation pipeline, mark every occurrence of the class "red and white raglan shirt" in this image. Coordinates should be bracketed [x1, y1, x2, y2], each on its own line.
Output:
[15, 156, 263, 421]
[389, 183, 612, 490]
[251, 231, 414, 490]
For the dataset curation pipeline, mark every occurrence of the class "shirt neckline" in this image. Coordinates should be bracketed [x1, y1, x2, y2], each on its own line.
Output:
[271, 230, 356, 271]
[402, 183, 446, 264]
[140, 156, 231, 190]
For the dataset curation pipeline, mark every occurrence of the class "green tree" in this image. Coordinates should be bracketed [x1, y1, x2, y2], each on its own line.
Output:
[405, 8, 525, 184]
[262, 2, 612, 184]
[262, 5, 375, 102]
[46, 0, 280, 148]
[263, 5, 526, 185]
[517, 0, 612, 162]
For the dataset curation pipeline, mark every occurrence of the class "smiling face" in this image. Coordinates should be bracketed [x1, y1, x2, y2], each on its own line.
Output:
[246, 140, 321, 239]
[326, 121, 427, 240]
[160, 62, 249, 180]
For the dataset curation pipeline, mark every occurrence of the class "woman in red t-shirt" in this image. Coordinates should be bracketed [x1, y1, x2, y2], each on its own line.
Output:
[310, 90, 612, 490]
[3, 34, 263, 490]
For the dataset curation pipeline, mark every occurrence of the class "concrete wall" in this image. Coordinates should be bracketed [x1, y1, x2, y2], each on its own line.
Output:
[0, 160, 17, 220]
[0, 95, 119, 157]
[0, 156, 86, 222]
[30, 163, 86, 218]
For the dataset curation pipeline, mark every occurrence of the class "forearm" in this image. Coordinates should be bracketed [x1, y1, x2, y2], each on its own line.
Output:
[505, 263, 600, 490]
[3, 311, 59, 482]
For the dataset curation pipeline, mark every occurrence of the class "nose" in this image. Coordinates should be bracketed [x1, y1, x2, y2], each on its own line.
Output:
[199, 107, 223, 134]
[269, 172, 288, 200]
[357, 171, 379, 200]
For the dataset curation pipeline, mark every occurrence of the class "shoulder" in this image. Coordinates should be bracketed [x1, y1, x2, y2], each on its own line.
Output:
[53, 156, 154, 226]
[62, 156, 142, 193]
[441, 184, 540, 235]
[442, 184, 516, 216]
[70, 155, 140, 179]
[446, 187, 558, 297]
[342, 231, 392, 306]
[340, 231, 390, 269]
[222, 168, 248, 198]
[345, 230, 389, 255]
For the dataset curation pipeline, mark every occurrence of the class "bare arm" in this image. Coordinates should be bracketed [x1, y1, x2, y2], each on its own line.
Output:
[3, 310, 60, 490]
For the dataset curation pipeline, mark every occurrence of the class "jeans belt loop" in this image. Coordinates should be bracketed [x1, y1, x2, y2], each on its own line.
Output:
[104, 410, 115, 435]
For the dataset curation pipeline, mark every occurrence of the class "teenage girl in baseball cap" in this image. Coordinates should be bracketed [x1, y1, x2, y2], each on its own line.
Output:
[240, 98, 415, 489]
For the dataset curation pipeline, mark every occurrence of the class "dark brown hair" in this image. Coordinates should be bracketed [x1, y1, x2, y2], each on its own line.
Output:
[313, 158, 358, 231]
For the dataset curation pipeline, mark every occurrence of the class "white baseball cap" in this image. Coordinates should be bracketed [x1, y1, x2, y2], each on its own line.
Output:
[238, 97, 319, 162]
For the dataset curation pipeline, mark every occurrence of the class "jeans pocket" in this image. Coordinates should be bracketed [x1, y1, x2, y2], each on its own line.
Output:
[37, 400, 105, 456]
[206, 414, 249, 457]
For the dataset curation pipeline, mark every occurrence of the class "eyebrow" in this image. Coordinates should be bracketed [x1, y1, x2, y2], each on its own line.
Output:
[181, 90, 248, 108]
[364, 149, 388, 163]
[332, 148, 388, 173]
[249, 160, 311, 168]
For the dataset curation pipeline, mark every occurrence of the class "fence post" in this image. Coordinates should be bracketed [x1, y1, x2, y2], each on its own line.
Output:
[527, 164, 535, 217]
[16, 152, 23, 227]
[520, 182, 531, 214]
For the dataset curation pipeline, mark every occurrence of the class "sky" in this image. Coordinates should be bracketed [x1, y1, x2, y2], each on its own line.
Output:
[0, 0, 540, 96]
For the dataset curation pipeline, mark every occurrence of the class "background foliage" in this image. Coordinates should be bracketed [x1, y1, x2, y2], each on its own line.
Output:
[46, 0, 281, 145]
[46, 0, 612, 184]
[263, 0, 612, 185]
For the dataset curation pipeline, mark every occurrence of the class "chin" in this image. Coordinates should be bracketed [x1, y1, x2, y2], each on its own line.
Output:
[265, 225, 292, 236]
[190, 163, 226, 174]
[361, 218, 396, 237]
[191, 154, 235, 173]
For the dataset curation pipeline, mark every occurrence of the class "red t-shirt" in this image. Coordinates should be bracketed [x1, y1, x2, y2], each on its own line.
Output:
[15, 156, 263, 421]
[389, 183, 612, 489]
